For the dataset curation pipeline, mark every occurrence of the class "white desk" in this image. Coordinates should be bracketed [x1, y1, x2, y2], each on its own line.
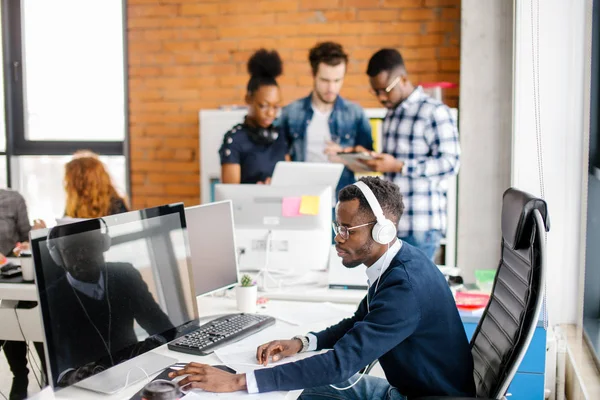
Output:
[249, 270, 367, 305]
[0, 258, 44, 342]
[49, 296, 355, 399]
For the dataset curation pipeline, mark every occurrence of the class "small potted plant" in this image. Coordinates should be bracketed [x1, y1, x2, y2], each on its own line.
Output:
[236, 274, 257, 313]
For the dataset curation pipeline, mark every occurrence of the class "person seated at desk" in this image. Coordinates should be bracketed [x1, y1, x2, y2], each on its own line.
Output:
[0, 187, 47, 400]
[44, 220, 174, 387]
[219, 49, 289, 185]
[169, 177, 475, 399]
[63, 156, 129, 218]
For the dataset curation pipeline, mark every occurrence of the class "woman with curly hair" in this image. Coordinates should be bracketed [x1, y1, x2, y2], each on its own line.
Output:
[64, 156, 128, 218]
[219, 49, 289, 184]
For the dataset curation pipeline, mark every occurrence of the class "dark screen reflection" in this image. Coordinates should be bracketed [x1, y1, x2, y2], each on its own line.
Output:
[39, 213, 191, 387]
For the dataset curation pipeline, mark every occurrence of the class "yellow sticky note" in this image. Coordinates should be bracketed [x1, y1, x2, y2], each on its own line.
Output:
[299, 196, 320, 216]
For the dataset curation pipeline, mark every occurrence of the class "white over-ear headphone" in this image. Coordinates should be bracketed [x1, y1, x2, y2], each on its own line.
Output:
[353, 181, 397, 245]
[47, 218, 111, 267]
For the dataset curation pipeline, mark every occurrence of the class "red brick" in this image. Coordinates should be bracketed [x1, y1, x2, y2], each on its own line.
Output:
[323, 10, 356, 21]
[218, 2, 257, 14]
[147, 173, 200, 184]
[238, 38, 278, 50]
[438, 47, 460, 58]
[165, 185, 199, 196]
[440, 59, 460, 72]
[203, 13, 276, 27]
[401, 9, 436, 20]
[426, 21, 458, 33]
[258, 0, 299, 12]
[381, 0, 425, 7]
[218, 75, 251, 87]
[178, 29, 218, 40]
[162, 41, 198, 52]
[128, 5, 178, 17]
[129, 41, 162, 53]
[378, 22, 422, 34]
[441, 8, 460, 20]
[357, 10, 401, 21]
[424, 0, 459, 6]
[300, 0, 340, 10]
[128, 17, 203, 29]
[343, 0, 384, 8]
[180, 3, 219, 15]
[401, 47, 438, 60]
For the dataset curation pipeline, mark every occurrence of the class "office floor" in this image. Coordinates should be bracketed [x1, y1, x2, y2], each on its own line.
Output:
[0, 346, 44, 400]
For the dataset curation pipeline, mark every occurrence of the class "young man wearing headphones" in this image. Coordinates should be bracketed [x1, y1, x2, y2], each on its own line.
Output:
[169, 177, 475, 399]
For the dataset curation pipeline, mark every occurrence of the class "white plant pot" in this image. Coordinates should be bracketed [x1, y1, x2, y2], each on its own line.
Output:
[235, 285, 258, 314]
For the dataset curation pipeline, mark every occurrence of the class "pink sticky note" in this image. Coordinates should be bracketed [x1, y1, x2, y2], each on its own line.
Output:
[282, 197, 302, 217]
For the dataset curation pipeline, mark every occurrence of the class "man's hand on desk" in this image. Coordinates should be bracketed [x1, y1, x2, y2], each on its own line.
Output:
[256, 339, 302, 366]
[168, 363, 247, 392]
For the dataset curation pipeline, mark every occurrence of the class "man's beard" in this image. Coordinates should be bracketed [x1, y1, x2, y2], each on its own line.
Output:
[315, 90, 336, 105]
[342, 239, 374, 268]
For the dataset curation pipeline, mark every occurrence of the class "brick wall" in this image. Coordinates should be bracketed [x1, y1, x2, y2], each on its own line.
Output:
[127, 0, 461, 209]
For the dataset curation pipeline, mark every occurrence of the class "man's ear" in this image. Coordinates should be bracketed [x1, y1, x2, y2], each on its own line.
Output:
[245, 93, 252, 105]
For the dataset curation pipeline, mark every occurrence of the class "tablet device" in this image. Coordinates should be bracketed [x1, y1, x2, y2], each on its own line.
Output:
[335, 151, 375, 162]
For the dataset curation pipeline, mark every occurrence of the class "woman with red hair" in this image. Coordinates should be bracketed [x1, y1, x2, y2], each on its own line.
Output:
[64, 156, 128, 218]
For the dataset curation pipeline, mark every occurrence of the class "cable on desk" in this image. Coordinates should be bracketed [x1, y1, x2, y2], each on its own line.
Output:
[113, 365, 150, 395]
[13, 306, 42, 388]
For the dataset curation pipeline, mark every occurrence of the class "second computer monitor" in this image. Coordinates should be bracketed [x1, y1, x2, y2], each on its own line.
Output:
[185, 200, 239, 297]
[214, 184, 332, 273]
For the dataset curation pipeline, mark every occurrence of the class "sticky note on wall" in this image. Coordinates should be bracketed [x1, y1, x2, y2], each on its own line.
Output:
[282, 197, 302, 217]
[299, 196, 320, 215]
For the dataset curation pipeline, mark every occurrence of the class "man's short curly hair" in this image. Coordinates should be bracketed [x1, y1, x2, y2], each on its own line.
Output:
[338, 177, 404, 225]
[308, 42, 348, 76]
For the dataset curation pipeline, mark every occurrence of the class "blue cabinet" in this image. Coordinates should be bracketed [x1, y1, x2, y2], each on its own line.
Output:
[461, 315, 546, 400]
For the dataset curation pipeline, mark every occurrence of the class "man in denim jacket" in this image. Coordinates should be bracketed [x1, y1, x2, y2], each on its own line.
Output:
[278, 42, 373, 196]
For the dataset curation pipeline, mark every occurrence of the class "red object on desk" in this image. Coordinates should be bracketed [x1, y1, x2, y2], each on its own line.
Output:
[455, 292, 490, 310]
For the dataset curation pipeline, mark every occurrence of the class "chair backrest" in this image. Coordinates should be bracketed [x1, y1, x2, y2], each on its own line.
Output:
[470, 188, 550, 398]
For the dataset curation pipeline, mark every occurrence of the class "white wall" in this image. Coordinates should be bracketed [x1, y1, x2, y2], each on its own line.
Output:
[512, 0, 587, 325]
[457, 0, 514, 283]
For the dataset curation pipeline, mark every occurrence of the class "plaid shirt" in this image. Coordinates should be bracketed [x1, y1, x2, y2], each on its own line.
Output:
[382, 86, 460, 237]
[0, 189, 32, 255]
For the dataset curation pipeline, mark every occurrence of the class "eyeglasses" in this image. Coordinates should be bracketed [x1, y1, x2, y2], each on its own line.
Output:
[369, 76, 401, 97]
[332, 221, 376, 240]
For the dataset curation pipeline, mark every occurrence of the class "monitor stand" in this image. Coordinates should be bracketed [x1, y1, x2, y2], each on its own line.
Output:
[73, 352, 177, 395]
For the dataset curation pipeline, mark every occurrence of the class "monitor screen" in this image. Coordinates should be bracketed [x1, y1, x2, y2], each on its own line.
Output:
[185, 200, 239, 297]
[30, 203, 196, 390]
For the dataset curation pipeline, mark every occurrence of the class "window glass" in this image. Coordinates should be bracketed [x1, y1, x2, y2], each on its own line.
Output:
[11, 155, 126, 225]
[22, 0, 125, 141]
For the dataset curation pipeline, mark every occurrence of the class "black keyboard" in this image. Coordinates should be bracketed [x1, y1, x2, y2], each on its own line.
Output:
[168, 313, 276, 356]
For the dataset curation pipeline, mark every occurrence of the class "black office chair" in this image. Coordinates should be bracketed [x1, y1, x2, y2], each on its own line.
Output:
[417, 188, 550, 399]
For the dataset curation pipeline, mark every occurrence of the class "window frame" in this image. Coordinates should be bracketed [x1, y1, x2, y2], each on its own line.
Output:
[0, 0, 130, 194]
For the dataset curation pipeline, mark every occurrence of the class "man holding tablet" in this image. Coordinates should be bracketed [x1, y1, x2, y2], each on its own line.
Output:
[355, 49, 461, 261]
[278, 42, 373, 198]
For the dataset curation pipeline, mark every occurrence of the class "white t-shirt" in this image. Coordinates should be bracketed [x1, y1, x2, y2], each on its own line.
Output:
[306, 106, 332, 163]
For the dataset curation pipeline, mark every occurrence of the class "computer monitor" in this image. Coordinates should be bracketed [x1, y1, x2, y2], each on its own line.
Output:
[271, 161, 343, 203]
[29, 203, 197, 395]
[214, 184, 332, 273]
[185, 200, 239, 297]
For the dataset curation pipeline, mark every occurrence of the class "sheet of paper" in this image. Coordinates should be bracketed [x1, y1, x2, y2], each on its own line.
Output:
[299, 196, 320, 216]
[281, 197, 302, 217]
[214, 348, 330, 375]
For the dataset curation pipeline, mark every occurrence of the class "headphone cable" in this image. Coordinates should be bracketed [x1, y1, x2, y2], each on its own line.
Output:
[68, 263, 114, 366]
